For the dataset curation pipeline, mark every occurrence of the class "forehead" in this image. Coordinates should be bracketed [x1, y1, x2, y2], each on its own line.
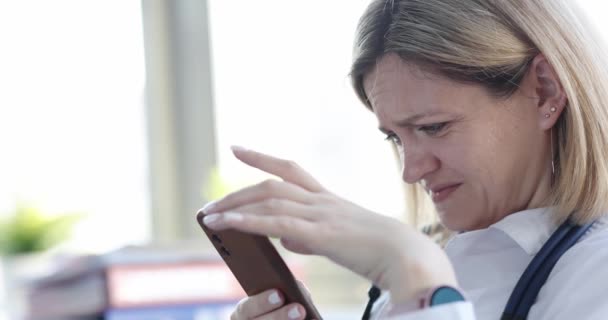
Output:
[363, 54, 430, 91]
[362, 54, 478, 119]
[363, 54, 443, 113]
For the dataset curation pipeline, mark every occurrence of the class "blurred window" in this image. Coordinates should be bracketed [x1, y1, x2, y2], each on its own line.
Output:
[0, 0, 149, 252]
[208, 0, 406, 219]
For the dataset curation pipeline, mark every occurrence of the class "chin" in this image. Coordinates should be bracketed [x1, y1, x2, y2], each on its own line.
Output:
[436, 207, 480, 232]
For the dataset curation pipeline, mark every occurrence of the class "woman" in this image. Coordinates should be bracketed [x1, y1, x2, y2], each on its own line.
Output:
[201, 0, 608, 319]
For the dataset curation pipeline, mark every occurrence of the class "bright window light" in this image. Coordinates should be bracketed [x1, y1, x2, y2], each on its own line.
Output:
[0, 0, 149, 253]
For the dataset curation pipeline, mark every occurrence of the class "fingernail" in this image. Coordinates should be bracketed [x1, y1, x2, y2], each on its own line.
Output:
[288, 306, 301, 319]
[268, 291, 281, 305]
[231, 145, 248, 152]
[203, 214, 221, 226]
[224, 212, 244, 222]
[201, 201, 217, 214]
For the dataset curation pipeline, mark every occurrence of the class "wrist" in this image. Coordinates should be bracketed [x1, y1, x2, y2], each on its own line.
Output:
[388, 261, 458, 304]
[386, 285, 466, 316]
[387, 246, 458, 305]
[381, 222, 458, 304]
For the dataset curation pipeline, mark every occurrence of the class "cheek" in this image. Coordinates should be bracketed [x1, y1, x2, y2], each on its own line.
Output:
[435, 136, 497, 220]
[458, 133, 503, 195]
[452, 127, 528, 220]
[435, 134, 489, 179]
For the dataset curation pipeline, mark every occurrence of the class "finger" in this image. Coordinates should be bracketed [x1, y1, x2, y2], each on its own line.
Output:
[203, 212, 318, 245]
[281, 237, 315, 255]
[229, 199, 321, 221]
[231, 289, 285, 320]
[202, 179, 313, 215]
[254, 303, 306, 320]
[231, 146, 325, 193]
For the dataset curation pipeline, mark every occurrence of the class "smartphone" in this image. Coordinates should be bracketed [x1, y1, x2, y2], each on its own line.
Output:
[196, 211, 323, 320]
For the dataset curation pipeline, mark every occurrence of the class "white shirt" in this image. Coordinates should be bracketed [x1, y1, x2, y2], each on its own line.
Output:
[370, 207, 608, 319]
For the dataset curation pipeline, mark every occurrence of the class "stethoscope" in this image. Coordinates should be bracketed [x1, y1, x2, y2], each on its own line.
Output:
[501, 218, 594, 319]
[361, 218, 595, 320]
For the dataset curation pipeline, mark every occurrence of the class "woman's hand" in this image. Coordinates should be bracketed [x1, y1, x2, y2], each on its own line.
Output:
[230, 282, 313, 320]
[202, 146, 457, 304]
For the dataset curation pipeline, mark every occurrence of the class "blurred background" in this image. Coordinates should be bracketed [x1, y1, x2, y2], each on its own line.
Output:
[0, 0, 606, 319]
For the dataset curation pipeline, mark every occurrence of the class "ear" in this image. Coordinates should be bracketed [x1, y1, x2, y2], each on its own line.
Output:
[526, 54, 568, 130]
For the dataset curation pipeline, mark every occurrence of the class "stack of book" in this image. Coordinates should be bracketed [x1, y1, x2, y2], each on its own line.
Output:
[24, 245, 245, 320]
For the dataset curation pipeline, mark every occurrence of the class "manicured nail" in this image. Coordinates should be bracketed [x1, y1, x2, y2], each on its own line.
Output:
[203, 214, 221, 226]
[231, 145, 248, 152]
[201, 201, 217, 214]
[288, 306, 301, 319]
[224, 212, 244, 222]
[268, 291, 281, 305]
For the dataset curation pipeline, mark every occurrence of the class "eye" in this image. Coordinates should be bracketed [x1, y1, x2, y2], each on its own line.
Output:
[384, 132, 401, 145]
[418, 122, 447, 136]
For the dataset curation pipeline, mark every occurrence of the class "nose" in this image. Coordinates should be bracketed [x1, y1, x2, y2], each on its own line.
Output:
[400, 143, 440, 184]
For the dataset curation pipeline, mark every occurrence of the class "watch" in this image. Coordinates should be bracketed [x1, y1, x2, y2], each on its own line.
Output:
[424, 285, 466, 307]
[385, 285, 466, 316]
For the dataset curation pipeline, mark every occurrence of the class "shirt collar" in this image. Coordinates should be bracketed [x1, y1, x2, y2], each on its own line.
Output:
[488, 207, 558, 256]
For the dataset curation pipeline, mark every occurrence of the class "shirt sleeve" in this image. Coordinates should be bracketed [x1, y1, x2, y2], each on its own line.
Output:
[370, 291, 476, 320]
[381, 301, 476, 320]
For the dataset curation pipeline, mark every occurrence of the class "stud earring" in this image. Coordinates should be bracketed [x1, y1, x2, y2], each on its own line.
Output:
[550, 106, 557, 113]
[545, 113, 550, 118]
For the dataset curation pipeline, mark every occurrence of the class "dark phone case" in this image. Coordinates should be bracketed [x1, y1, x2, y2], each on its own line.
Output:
[196, 212, 323, 320]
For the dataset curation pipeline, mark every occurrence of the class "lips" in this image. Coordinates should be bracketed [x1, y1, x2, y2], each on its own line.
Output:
[428, 183, 462, 203]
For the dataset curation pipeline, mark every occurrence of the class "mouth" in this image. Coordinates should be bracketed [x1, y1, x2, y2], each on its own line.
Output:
[429, 183, 462, 203]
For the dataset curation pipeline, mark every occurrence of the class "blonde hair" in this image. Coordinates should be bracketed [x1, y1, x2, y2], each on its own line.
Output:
[351, 0, 608, 225]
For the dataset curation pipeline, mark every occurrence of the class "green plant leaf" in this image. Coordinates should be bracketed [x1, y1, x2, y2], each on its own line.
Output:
[0, 204, 83, 255]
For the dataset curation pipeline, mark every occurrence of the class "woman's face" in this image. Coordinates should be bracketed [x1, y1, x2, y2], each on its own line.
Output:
[363, 54, 554, 231]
